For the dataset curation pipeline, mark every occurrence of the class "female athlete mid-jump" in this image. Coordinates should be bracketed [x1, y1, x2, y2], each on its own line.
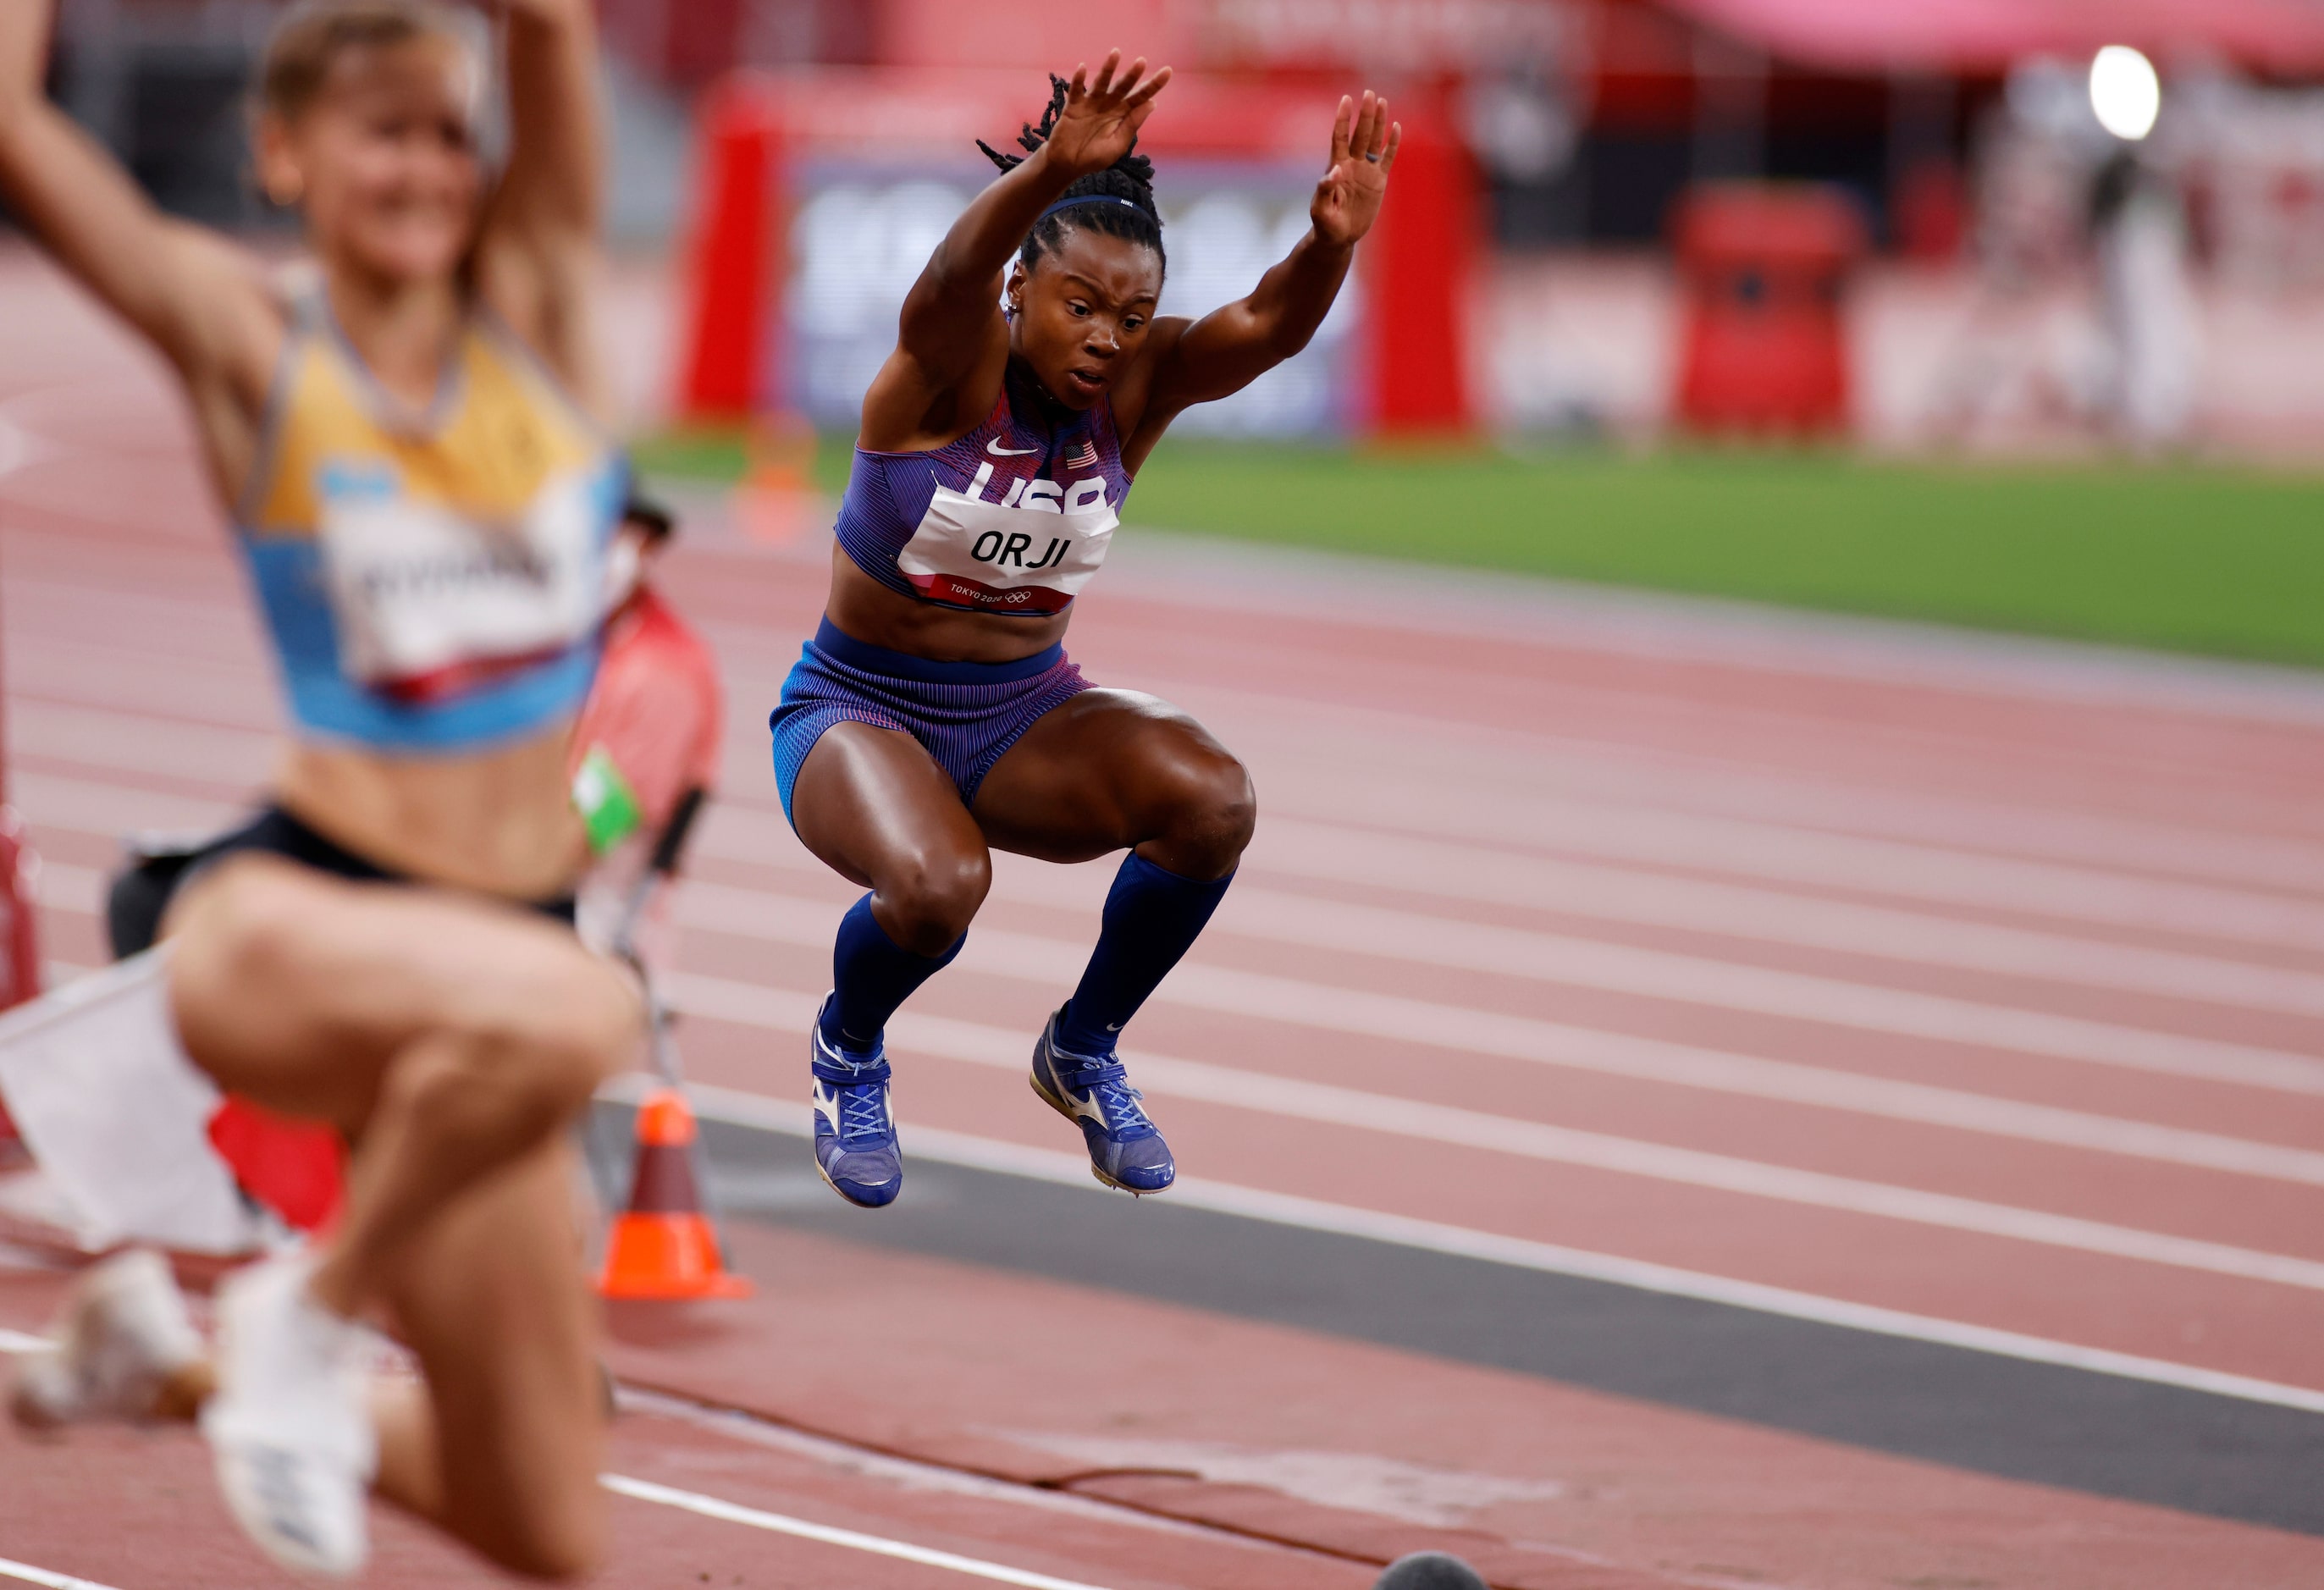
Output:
[774, 56, 1398, 1205]
[2, 0, 637, 1578]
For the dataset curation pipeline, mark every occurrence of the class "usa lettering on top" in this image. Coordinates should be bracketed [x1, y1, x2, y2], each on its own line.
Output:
[831, 365, 1134, 616]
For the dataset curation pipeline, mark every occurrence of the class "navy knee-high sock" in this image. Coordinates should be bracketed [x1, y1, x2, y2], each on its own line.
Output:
[1055, 853, 1234, 1058]
[821, 894, 962, 1057]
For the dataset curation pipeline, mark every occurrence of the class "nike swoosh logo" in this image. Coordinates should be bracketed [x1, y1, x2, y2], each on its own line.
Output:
[985, 439, 1039, 455]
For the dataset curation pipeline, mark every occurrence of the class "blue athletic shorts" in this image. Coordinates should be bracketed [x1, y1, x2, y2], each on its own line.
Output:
[770, 618, 1090, 821]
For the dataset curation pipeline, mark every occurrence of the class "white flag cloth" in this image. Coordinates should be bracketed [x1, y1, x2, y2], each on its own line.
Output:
[0, 949, 267, 1255]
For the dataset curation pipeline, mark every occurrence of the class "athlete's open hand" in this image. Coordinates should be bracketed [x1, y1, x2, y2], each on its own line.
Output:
[1043, 52, 1172, 180]
[1312, 91, 1399, 248]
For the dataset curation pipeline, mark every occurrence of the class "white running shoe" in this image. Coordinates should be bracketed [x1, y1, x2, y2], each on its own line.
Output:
[200, 1252, 377, 1579]
[8, 1247, 204, 1431]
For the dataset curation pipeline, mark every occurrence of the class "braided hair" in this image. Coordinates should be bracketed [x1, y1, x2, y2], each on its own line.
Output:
[979, 75, 1165, 279]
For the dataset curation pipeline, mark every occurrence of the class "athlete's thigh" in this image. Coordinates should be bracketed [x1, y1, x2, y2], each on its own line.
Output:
[790, 720, 988, 889]
[972, 688, 1239, 864]
[380, 1136, 605, 1576]
[163, 854, 633, 1136]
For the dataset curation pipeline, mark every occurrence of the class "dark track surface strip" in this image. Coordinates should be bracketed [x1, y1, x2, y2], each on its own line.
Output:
[593, 1107, 2324, 1539]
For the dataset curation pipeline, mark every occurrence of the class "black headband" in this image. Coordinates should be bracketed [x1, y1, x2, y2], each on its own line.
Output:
[1035, 194, 1144, 225]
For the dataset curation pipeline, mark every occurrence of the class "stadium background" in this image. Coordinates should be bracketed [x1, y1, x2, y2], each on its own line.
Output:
[39, 0, 2324, 661]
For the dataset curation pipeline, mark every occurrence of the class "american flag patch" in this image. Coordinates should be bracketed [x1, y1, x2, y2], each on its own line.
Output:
[1064, 439, 1100, 471]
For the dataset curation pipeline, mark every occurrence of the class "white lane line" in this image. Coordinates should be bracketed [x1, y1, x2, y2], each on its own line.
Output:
[664, 973, 2324, 1294]
[616, 1388, 1230, 1543]
[704, 638, 2324, 891]
[50, 830, 2324, 1118]
[1202, 890, 2324, 1096]
[1252, 819, 2324, 1020]
[21, 687, 2324, 963]
[7, 701, 272, 787]
[30, 828, 2324, 1201]
[32, 605, 2324, 897]
[12, 771, 241, 836]
[25, 734, 2324, 1094]
[11, 605, 2301, 908]
[696, 800, 2324, 1023]
[30, 858, 2324, 1184]
[28, 755, 2324, 1053]
[671, 876, 2324, 1114]
[0, 1327, 51, 1353]
[622, 1076, 2324, 1421]
[601, 1473, 1116, 1590]
[1270, 774, 2324, 956]
[0, 1558, 124, 1590]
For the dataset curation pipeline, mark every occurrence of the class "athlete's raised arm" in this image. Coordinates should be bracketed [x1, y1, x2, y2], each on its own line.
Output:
[0, 0, 278, 432]
[862, 51, 1170, 450]
[1118, 91, 1398, 457]
[476, 0, 605, 395]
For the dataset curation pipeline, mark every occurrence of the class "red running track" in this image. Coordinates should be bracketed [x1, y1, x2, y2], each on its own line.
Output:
[3, 251, 2324, 1586]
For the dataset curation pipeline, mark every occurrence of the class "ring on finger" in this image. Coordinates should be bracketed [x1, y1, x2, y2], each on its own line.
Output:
[1364, 151, 1381, 163]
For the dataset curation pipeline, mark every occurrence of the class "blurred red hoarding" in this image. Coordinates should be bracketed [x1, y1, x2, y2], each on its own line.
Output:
[1674, 182, 1864, 434]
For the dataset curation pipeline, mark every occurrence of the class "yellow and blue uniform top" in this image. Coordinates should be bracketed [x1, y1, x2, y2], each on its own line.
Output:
[235, 293, 625, 754]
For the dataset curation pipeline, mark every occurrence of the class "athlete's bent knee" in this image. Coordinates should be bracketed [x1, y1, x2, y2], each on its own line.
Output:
[876, 846, 990, 953]
[169, 861, 312, 995]
[498, 965, 643, 1120]
[392, 971, 638, 1151]
[1151, 751, 1256, 876]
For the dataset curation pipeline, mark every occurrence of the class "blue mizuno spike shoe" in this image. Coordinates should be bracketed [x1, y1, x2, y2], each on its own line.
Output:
[1030, 1008, 1175, 1195]
[809, 996, 902, 1208]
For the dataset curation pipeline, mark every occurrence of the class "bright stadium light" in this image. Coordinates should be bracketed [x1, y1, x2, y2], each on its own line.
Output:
[2089, 45, 2161, 141]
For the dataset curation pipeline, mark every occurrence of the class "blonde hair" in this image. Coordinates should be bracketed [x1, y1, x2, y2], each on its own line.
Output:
[257, 0, 466, 123]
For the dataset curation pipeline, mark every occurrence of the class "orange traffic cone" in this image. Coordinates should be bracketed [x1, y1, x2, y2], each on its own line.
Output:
[597, 1088, 751, 1299]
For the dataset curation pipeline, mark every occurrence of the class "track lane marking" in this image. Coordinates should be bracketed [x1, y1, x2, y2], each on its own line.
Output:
[660, 974, 2324, 1293]
[668, 877, 2324, 1108]
[18, 743, 2324, 1092]
[693, 801, 2324, 1022]
[31, 856, 2324, 1189]
[19, 654, 2324, 952]
[723, 797, 2324, 1019]
[0, 1558, 124, 1590]
[27, 599, 2324, 897]
[0, 1327, 50, 1353]
[28, 861, 2324, 1184]
[601, 1473, 1116, 1589]
[616, 1076, 2324, 1419]
[1246, 770, 2324, 956]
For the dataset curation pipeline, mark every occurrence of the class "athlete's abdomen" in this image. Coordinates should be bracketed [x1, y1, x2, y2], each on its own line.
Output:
[273, 727, 585, 898]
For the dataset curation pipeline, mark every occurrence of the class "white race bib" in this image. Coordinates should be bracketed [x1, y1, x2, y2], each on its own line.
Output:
[896, 478, 1116, 616]
[317, 466, 604, 688]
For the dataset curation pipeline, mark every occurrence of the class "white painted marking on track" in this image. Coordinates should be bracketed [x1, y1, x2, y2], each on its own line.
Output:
[0, 1556, 125, 1590]
[1267, 774, 2324, 958]
[693, 793, 2324, 1024]
[1249, 819, 2324, 1021]
[657, 974, 2324, 1294]
[612, 1075, 2324, 1419]
[601, 1473, 1118, 1589]
[25, 669, 2324, 958]
[670, 880, 2324, 1108]
[38, 834, 2324, 1180]
[740, 877, 2324, 1093]
[692, 794, 2324, 1024]
[0, 1327, 52, 1353]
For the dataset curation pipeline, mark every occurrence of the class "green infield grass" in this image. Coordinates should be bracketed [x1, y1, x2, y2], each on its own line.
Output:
[634, 430, 2324, 670]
